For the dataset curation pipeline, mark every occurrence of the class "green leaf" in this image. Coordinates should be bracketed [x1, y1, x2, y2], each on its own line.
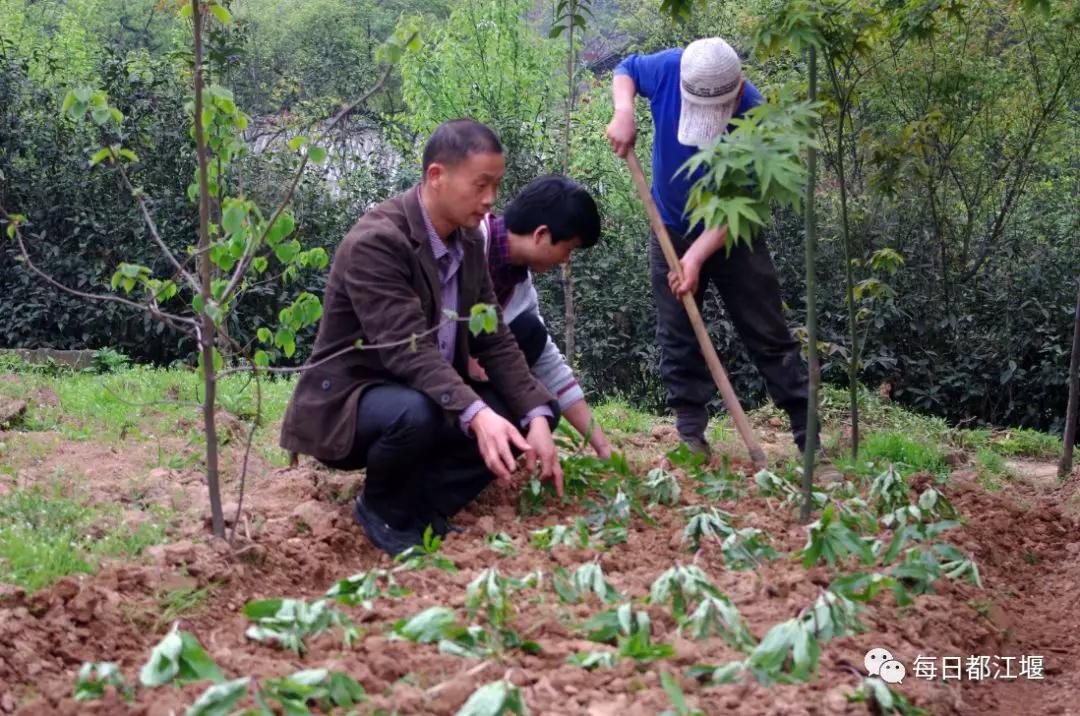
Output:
[257, 327, 272, 343]
[393, 606, 457, 644]
[242, 599, 285, 621]
[185, 677, 249, 716]
[177, 631, 225, 684]
[469, 303, 498, 336]
[567, 651, 618, 669]
[660, 670, 692, 713]
[222, 203, 247, 237]
[208, 3, 232, 24]
[274, 328, 296, 358]
[308, 146, 328, 165]
[327, 671, 367, 706]
[288, 135, 309, 151]
[89, 147, 112, 167]
[254, 350, 270, 368]
[74, 662, 125, 702]
[456, 680, 529, 716]
[139, 629, 183, 687]
[252, 256, 269, 274]
[264, 213, 296, 246]
[275, 240, 301, 264]
[138, 629, 222, 691]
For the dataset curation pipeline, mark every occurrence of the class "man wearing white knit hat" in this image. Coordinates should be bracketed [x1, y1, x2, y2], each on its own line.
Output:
[606, 38, 814, 457]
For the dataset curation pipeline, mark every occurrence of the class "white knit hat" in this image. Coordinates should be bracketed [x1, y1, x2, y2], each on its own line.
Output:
[678, 38, 743, 148]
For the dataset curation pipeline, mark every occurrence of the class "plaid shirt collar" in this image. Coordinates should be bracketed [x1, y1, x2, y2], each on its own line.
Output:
[487, 215, 528, 307]
[418, 187, 462, 271]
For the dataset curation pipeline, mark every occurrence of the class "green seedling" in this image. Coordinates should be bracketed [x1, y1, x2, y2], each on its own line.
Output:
[801, 503, 875, 568]
[868, 465, 909, 515]
[391, 606, 458, 644]
[742, 590, 864, 684]
[660, 670, 705, 716]
[720, 528, 777, 570]
[695, 456, 748, 501]
[680, 594, 755, 650]
[485, 532, 517, 555]
[255, 668, 367, 714]
[682, 507, 734, 552]
[665, 442, 709, 474]
[324, 569, 409, 609]
[74, 662, 130, 702]
[570, 603, 674, 668]
[848, 676, 929, 715]
[140, 627, 224, 687]
[530, 519, 591, 550]
[465, 568, 542, 626]
[649, 564, 720, 621]
[643, 468, 681, 506]
[394, 526, 457, 573]
[552, 561, 621, 604]
[755, 468, 827, 508]
[187, 678, 250, 716]
[242, 598, 358, 655]
[456, 679, 529, 716]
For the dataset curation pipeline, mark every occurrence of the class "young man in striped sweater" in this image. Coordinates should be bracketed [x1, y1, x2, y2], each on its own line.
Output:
[470, 175, 613, 459]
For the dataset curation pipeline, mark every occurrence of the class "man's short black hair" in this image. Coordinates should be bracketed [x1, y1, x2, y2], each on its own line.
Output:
[503, 175, 601, 248]
[422, 119, 503, 172]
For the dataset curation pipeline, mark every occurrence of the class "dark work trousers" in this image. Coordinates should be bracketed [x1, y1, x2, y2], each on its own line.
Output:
[469, 310, 549, 368]
[649, 226, 810, 445]
[323, 380, 552, 530]
[507, 311, 549, 367]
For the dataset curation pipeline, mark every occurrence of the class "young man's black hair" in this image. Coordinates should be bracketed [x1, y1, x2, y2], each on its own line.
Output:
[421, 118, 503, 172]
[502, 174, 602, 247]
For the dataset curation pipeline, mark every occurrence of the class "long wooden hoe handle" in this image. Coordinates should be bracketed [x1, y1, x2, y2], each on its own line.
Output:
[624, 151, 768, 467]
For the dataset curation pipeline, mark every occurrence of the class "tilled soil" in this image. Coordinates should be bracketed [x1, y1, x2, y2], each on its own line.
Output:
[1, 428, 1078, 715]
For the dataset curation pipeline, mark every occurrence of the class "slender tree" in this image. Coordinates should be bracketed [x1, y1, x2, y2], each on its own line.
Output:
[1060, 278, 1080, 479]
[1, 2, 423, 540]
[551, 0, 592, 365]
[801, 45, 821, 523]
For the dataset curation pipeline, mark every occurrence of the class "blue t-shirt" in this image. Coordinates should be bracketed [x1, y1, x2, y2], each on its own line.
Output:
[614, 48, 762, 236]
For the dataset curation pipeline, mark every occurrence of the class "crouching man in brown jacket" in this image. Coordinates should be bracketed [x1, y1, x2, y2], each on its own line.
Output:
[280, 119, 563, 555]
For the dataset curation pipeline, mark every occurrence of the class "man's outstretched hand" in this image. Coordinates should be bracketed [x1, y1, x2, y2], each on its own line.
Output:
[524, 416, 563, 498]
[470, 407, 531, 486]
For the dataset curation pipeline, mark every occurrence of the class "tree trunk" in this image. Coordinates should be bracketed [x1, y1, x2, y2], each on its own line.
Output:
[192, 0, 225, 539]
[1059, 278, 1080, 479]
[832, 74, 860, 459]
[801, 46, 821, 524]
[560, 3, 577, 365]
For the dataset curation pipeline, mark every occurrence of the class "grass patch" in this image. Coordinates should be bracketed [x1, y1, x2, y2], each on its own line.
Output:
[956, 427, 1066, 461]
[989, 428, 1062, 460]
[0, 484, 169, 591]
[594, 397, 653, 435]
[818, 385, 950, 442]
[709, 414, 735, 445]
[974, 447, 1011, 490]
[155, 583, 215, 629]
[954, 428, 993, 451]
[851, 431, 947, 477]
[0, 359, 295, 444]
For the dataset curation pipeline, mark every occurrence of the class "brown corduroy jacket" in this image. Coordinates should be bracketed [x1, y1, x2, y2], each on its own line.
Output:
[279, 185, 555, 462]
